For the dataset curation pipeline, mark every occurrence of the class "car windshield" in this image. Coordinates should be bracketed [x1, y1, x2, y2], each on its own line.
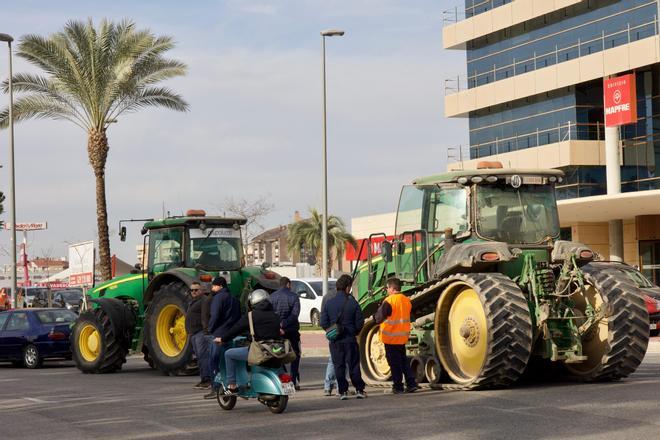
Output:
[308, 281, 336, 296]
[188, 228, 243, 270]
[475, 182, 560, 244]
[35, 309, 77, 323]
[59, 291, 82, 301]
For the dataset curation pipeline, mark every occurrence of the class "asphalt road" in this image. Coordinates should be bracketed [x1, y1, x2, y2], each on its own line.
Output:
[2, 344, 660, 440]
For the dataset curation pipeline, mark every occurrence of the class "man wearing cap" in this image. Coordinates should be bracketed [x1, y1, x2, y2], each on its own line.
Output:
[204, 276, 240, 399]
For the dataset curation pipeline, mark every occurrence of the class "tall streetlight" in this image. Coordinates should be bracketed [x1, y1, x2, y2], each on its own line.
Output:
[320, 29, 344, 297]
[0, 33, 17, 309]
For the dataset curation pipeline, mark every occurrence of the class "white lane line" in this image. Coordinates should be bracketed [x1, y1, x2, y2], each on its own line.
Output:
[74, 418, 134, 427]
[23, 397, 49, 403]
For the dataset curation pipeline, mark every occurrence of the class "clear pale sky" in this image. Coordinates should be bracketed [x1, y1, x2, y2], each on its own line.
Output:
[0, 0, 467, 264]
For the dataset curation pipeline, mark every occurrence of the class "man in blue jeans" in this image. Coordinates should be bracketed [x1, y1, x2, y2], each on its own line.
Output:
[214, 290, 281, 393]
[321, 274, 366, 400]
[186, 282, 212, 389]
[204, 277, 240, 399]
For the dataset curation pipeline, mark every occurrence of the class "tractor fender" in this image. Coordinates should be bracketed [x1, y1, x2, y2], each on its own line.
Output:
[88, 297, 136, 344]
[550, 240, 595, 264]
[432, 241, 517, 279]
[143, 270, 198, 306]
[247, 271, 281, 291]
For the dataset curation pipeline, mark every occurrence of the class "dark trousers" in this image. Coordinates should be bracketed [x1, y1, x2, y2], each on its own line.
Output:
[329, 339, 365, 394]
[191, 331, 211, 381]
[384, 344, 417, 391]
[286, 334, 301, 385]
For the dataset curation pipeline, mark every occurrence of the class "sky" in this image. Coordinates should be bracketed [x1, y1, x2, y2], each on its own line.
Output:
[0, 0, 467, 265]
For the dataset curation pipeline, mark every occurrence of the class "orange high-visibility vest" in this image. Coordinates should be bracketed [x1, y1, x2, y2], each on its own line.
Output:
[379, 293, 412, 345]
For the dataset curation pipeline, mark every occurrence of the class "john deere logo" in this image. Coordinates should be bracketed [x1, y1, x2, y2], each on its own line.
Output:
[511, 175, 522, 188]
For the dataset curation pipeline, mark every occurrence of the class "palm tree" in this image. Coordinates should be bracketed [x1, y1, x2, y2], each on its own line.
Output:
[0, 19, 188, 280]
[287, 208, 357, 274]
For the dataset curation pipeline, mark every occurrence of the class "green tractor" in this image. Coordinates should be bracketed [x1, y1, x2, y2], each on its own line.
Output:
[354, 163, 650, 389]
[71, 210, 280, 374]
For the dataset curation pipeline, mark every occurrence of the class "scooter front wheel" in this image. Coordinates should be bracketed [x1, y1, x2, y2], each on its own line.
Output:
[267, 395, 288, 414]
[217, 392, 237, 411]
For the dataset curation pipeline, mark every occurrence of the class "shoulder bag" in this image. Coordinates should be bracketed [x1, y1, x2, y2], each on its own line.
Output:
[325, 294, 350, 342]
[246, 312, 297, 366]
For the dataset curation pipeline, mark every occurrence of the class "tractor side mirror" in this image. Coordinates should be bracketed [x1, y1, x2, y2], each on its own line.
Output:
[119, 226, 127, 242]
[381, 241, 393, 262]
[396, 241, 406, 256]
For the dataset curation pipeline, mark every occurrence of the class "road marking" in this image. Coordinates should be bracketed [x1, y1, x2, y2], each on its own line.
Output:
[73, 417, 134, 427]
[23, 397, 48, 404]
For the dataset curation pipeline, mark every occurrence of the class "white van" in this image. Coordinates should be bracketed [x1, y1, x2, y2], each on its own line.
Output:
[291, 278, 336, 327]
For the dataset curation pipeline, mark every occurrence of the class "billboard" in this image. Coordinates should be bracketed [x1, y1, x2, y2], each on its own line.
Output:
[604, 74, 637, 127]
[2, 222, 47, 231]
[68, 241, 95, 287]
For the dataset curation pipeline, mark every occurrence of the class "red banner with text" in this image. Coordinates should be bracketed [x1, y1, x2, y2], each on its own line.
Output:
[604, 74, 637, 127]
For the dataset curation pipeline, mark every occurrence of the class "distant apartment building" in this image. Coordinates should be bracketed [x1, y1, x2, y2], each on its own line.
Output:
[441, 0, 660, 283]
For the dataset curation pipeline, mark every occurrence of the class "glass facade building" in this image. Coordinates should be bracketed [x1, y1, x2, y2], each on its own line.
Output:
[464, 0, 660, 199]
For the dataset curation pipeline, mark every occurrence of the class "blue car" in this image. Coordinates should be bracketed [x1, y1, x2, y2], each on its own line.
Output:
[0, 308, 76, 368]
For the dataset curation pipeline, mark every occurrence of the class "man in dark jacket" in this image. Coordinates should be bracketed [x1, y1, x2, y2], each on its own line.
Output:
[204, 277, 241, 399]
[320, 274, 366, 400]
[215, 289, 281, 393]
[269, 277, 302, 389]
[185, 282, 211, 389]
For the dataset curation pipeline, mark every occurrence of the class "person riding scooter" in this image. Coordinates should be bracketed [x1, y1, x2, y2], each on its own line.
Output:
[214, 289, 282, 394]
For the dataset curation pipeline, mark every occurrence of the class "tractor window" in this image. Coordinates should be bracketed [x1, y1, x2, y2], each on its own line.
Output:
[427, 186, 468, 238]
[188, 228, 242, 271]
[475, 183, 560, 244]
[395, 185, 425, 236]
[149, 228, 184, 273]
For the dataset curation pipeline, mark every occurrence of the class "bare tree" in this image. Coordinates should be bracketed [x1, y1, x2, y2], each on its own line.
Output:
[218, 196, 275, 253]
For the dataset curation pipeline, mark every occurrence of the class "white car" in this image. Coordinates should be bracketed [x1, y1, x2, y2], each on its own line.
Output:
[291, 278, 336, 327]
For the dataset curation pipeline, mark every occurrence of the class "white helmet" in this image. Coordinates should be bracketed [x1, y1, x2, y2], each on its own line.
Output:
[248, 289, 270, 309]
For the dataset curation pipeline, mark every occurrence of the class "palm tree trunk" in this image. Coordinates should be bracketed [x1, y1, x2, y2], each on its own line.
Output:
[87, 128, 112, 281]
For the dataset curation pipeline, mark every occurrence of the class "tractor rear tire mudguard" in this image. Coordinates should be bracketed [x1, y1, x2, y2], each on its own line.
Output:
[144, 281, 195, 374]
[563, 262, 649, 381]
[71, 298, 133, 373]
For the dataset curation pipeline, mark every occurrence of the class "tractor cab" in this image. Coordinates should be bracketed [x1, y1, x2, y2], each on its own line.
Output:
[141, 210, 245, 276]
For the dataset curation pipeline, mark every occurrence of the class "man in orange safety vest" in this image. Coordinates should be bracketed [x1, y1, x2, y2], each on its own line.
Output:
[374, 277, 419, 394]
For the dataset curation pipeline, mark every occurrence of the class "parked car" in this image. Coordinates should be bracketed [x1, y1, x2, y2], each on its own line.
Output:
[0, 308, 76, 368]
[23, 287, 50, 308]
[52, 289, 84, 313]
[612, 263, 660, 336]
[291, 278, 336, 326]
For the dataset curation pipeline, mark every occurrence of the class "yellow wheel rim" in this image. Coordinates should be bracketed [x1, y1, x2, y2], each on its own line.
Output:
[565, 285, 608, 375]
[156, 304, 187, 358]
[436, 283, 488, 382]
[366, 324, 391, 380]
[79, 324, 101, 362]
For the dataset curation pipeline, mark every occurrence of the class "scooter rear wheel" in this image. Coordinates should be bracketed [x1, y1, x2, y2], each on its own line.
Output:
[216, 391, 237, 411]
[267, 395, 288, 414]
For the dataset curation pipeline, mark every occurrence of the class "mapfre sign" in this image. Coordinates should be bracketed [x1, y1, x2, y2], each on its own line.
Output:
[604, 74, 637, 127]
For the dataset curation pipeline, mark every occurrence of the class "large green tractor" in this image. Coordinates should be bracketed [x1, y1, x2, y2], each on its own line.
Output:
[354, 163, 650, 389]
[71, 210, 280, 374]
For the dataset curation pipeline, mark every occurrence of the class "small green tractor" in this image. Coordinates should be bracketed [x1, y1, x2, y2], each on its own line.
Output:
[354, 163, 650, 389]
[71, 210, 280, 374]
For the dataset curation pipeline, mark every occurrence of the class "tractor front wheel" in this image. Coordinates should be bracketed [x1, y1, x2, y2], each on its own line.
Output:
[145, 281, 194, 374]
[563, 263, 649, 381]
[358, 319, 391, 384]
[434, 273, 533, 389]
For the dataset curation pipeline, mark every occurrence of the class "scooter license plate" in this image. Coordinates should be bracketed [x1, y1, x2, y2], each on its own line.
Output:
[282, 382, 296, 395]
[651, 323, 657, 330]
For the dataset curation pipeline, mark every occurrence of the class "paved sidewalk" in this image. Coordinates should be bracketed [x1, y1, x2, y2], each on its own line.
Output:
[301, 330, 329, 357]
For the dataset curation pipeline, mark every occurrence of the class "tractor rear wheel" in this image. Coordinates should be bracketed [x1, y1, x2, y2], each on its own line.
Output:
[563, 263, 649, 381]
[434, 273, 533, 389]
[72, 307, 129, 373]
[145, 281, 194, 374]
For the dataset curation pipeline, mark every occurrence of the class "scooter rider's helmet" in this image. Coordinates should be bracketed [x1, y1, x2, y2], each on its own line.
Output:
[247, 289, 270, 311]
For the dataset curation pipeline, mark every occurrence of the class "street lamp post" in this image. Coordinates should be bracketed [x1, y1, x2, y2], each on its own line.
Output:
[320, 29, 344, 297]
[0, 33, 17, 309]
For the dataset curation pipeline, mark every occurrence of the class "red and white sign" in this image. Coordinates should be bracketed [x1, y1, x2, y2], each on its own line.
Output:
[2, 222, 47, 231]
[604, 74, 637, 127]
[70, 273, 93, 286]
[346, 235, 394, 261]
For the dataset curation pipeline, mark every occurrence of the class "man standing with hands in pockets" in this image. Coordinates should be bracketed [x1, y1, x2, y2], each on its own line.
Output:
[374, 277, 419, 394]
